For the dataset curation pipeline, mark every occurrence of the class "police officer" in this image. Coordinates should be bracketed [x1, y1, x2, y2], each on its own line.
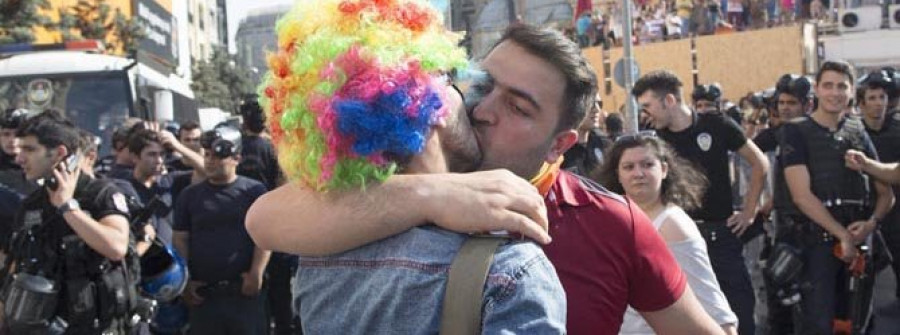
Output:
[633, 70, 769, 335]
[173, 126, 270, 335]
[562, 94, 611, 176]
[2, 111, 138, 334]
[752, 74, 813, 335]
[692, 83, 723, 114]
[237, 95, 281, 190]
[0, 108, 25, 171]
[0, 109, 38, 263]
[777, 60, 894, 334]
[856, 70, 900, 301]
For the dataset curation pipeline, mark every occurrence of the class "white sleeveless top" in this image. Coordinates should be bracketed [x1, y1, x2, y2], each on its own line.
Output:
[618, 204, 738, 334]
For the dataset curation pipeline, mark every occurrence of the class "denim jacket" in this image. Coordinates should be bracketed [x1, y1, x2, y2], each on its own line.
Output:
[294, 225, 567, 334]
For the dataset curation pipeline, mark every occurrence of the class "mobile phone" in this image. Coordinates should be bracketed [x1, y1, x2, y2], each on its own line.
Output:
[45, 152, 81, 191]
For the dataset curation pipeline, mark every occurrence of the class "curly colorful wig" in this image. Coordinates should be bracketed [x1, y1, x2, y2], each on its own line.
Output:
[259, 0, 468, 191]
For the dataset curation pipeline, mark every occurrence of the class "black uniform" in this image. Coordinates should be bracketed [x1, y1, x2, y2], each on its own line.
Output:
[658, 110, 757, 335]
[3, 175, 137, 334]
[562, 129, 611, 176]
[863, 112, 900, 299]
[238, 135, 281, 191]
[173, 176, 268, 334]
[777, 115, 879, 334]
[112, 171, 191, 246]
[0, 151, 17, 171]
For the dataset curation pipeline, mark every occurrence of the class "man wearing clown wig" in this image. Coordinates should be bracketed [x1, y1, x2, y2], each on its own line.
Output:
[259, 0, 566, 333]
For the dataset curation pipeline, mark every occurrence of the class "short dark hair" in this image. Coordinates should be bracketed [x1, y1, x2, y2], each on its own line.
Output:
[632, 70, 684, 102]
[594, 135, 708, 210]
[605, 112, 623, 137]
[127, 129, 162, 156]
[16, 110, 81, 154]
[179, 121, 201, 137]
[493, 24, 598, 132]
[816, 60, 856, 85]
[856, 83, 889, 106]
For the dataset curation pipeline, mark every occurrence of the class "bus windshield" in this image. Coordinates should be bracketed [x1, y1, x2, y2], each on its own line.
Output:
[0, 72, 134, 156]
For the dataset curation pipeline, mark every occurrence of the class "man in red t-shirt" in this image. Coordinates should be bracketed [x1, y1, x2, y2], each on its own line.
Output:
[247, 25, 720, 334]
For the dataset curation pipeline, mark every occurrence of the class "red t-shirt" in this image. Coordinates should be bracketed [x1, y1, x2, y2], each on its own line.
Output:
[542, 171, 687, 334]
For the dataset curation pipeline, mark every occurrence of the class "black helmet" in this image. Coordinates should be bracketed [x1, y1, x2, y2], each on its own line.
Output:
[0, 108, 28, 130]
[775, 74, 812, 105]
[200, 125, 242, 158]
[692, 84, 723, 103]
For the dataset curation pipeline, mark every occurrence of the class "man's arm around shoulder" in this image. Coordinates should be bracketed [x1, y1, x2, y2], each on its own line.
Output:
[246, 170, 550, 256]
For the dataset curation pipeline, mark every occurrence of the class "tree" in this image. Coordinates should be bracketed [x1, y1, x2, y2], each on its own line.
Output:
[192, 47, 255, 113]
[0, 0, 55, 44]
[58, 0, 144, 54]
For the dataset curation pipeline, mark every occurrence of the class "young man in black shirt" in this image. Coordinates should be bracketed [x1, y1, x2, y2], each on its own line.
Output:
[780, 61, 893, 334]
[3, 111, 135, 334]
[173, 126, 270, 335]
[854, 71, 900, 300]
[633, 70, 769, 335]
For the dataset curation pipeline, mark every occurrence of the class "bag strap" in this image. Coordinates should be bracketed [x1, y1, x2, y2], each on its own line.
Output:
[439, 236, 505, 335]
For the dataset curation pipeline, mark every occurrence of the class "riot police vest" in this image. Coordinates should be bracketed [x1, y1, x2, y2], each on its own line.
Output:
[777, 117, 872, 216]
[5, 176, 138, 333]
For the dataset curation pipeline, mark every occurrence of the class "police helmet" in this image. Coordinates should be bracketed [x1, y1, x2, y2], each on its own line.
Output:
[200, 125, 242, 158]
[139, 241, 188, 302]
[239, 94, 266, 133]
[691, 83, 723, 103]
[858, 70, 894, 91]
[0, 108, 28, 129]
[775, 74, 813, 104]
[880, 66, 900, 100]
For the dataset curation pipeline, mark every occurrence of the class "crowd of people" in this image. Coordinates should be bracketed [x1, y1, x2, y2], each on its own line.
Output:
[0, 95, 295, 334]
[1, 0, 900, 334]
[571, 0, 843, 49]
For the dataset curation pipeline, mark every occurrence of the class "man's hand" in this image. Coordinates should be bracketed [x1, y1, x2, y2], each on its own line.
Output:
[48, 160, 81, 208]
[847, 219, 877, 244]
[726, 210, 754, 237]
[182, 280, 206, 306]
[240, 271, 264, 297]
[844, 149, 870, 172]
[428, 170, 551, 244]
[837, 237, 859, 263]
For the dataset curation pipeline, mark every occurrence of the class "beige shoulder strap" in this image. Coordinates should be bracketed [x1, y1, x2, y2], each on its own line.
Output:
[439, 236, 505, 335]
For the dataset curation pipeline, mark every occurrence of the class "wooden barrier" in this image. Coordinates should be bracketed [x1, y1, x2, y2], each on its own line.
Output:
[584, 25, 806, 110]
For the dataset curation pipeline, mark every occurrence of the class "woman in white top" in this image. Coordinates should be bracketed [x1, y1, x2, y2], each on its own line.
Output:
[595, 134, 739, 335]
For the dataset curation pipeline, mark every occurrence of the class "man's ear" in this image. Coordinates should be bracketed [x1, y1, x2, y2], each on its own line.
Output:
[545, 129, 579, 163]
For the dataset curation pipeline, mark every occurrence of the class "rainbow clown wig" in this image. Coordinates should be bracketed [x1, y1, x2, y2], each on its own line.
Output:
[259, 0, 468, 191]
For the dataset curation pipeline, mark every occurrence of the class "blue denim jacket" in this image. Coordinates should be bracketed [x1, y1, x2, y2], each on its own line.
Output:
[294, 226, 567, 334]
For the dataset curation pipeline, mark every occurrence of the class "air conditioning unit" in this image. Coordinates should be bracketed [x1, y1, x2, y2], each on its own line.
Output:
[890, 4, 900, 29]
[838, 6, 882, 33]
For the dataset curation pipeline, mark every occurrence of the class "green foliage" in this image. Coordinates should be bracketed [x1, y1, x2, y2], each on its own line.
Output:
[0, 0, 54, 44]
[192, 47, 255, 112]
[58, 0, 145, 54]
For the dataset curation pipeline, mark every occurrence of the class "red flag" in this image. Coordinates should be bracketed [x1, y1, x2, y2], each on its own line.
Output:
[576, 0, 593, 17]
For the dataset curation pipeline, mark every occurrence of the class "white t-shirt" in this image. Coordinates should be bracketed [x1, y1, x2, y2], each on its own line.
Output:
[618, 204, 738, 334]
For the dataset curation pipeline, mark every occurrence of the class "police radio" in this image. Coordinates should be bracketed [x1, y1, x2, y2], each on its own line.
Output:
[43, 151, 81, 191]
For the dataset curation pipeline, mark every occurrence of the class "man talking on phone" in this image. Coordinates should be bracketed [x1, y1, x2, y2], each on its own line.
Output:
[1, 111, 137, 334]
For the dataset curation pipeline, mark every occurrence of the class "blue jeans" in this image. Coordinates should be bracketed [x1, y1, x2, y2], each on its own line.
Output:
[698, 221, 757, 335]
